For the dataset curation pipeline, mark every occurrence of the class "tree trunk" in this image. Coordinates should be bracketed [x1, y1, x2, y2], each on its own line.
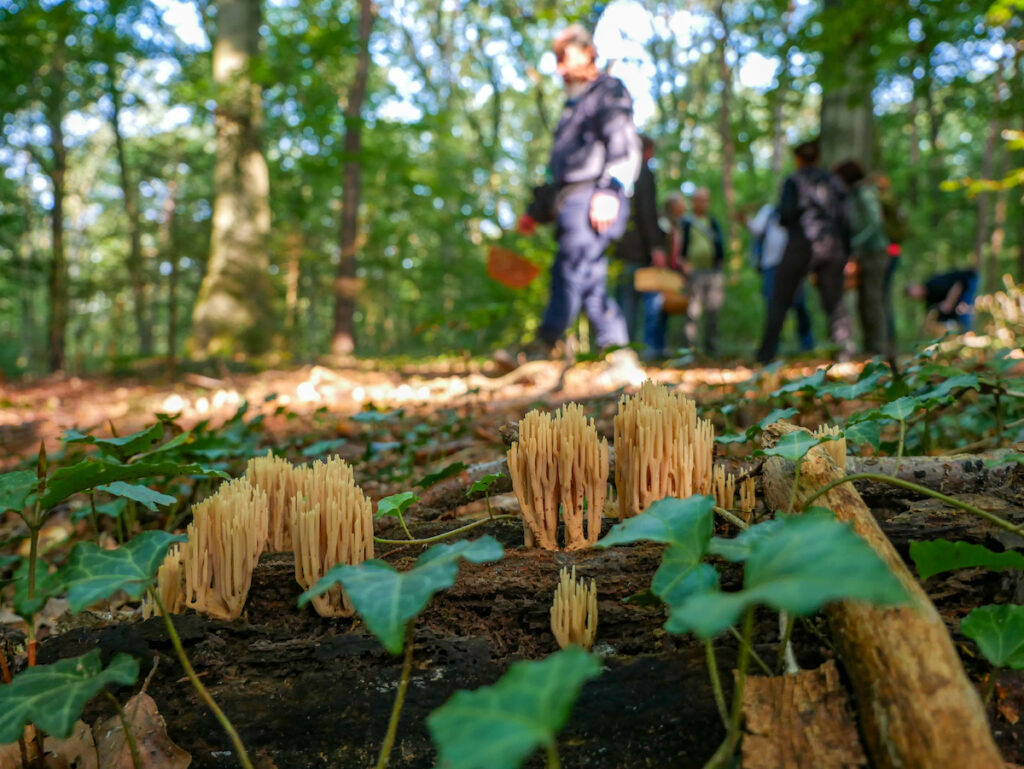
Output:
[109, 70, 152, 356]
[907, 97, 920, 207]
[760, 422, 1003, 769]
[46, 53, 68, 373]
[975, 83, 1000, 275]
[331, 0, 375, 356]
[162, 181, 179, 375]
[820, 52, 874, 170]
[18, 175, 38, 363]
[714, 1, 736, 247]
[190, 0, 272, 358]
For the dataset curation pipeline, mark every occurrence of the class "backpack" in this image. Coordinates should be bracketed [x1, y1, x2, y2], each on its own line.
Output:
[792, 169, 849, 265]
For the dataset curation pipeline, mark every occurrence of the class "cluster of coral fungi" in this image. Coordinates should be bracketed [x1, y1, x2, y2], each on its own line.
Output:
[148, 452, 373, 621]
[550, 566, 598, 651]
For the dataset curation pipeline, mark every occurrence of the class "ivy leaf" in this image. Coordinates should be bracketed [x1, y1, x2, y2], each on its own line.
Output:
[298, 537, 503, 654]
[651, 550, 718, 607]
[985, 454, 1024, 469]
[301, 438, 348, 457]
[666, 513, 908, 639]
[42, 459, 228, 509]
[416, 461, 468, 490]
[770, 368, 829, 397]
[62, 423, 164, 461]
[95, 482, 176, 511]
[12, 561, 64, 620]
[467, 473, 505, 496]
[375, 491, 419, 519]
[818, 367, 886, 400]
[843, 421, 881, 449]
[707, 519, 784, 562]
[0, 650, 139, 742]
[755, 431, 823, 464]
[60, 531, 187, 613]
[755, 407, 799, 432]
[910, 540, 1024, 581]
[0, 470, 37, 513]
[427, 646, 601, 769]
[714, 432, 749, 445]
[878, 396, 921, 421]
[596, 495, 714, 551]
[961, 604, 1024, 669]
[352, 409, 403, 423]
[916, 374, 980, 404]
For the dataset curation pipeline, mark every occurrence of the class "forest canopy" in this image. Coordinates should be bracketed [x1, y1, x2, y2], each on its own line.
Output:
[0, 0, 1021, 375]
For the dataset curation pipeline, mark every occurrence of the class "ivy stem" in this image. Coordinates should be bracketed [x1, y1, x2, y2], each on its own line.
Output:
[103, 690, 142, 769]
[396, 512, 414, 541]
[727, 626, 772, 676]
[374, 515, 515, 546]
[375, 623, 416, 769]
[150, 589, 254, 769]
[543, 741, 561, 769]
[800, 472, 1024, 537]
[983, 673, 998, 706]
[777, 612, 796, 675]
[2, 638, 30, 769]
[895, 418, 906, 474]
[713, 506, 749, 531]
[703, 607, 755, 769]
[788, 460, 801, 514]
[705, 640, 730, 728]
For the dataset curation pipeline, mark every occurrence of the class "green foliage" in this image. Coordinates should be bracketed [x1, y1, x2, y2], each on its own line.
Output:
[298, 537, 504, 654]
[961, 604, 1024, 669]
[0, 470, 37, 512]
[41, 459, 227, 509]
[909, 539, 1024, 581]
[94, 481, 177, 511]
[62, 422, 165, 461]
[755, 431, 825, 464]
[467, 473, 504, 496]
[667, 513, 908, 639]
[427, 646, 601, 769]
[416, 461, 468, 490]
[375, 491, 419, 520]
[60, 530, 187, 613]
[0, 650, 139, 742]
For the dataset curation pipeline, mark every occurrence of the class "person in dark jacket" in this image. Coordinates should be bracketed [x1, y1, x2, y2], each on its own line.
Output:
[676, 187, 725, 355]
[756, 140, 854, 363]
[906, 269, 979, 333]
[614, 135, 666, 345]
[499, 24, 642, 374]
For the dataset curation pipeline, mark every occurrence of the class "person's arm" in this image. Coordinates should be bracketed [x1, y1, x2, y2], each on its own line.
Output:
[938, 281, 965, 316]
[747, 204, 771, 237]
[712, 219, 725, 270]
[596, 79, 641, 196]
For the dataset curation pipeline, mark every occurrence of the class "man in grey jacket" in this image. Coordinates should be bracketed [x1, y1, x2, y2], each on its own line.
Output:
[501, 24, 642, 370]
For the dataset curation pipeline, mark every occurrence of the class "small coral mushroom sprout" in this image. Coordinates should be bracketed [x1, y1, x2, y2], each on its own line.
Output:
[508, 403, 609, 551]
[814, 424, 847, 471]
[614, 381, 714, 518]
[551, 566, 598, 651]
[183, 478, 269, 621]
[245, 451, 304, 552]
[290, 456, 374, 618]
[141, 543, 185, 619]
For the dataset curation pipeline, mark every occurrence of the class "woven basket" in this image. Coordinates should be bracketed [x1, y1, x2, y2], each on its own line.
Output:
[634, 267, 688, 315]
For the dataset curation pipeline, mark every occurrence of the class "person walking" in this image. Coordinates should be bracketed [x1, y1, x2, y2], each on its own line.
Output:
[614, 135, 666, 345]
[676, 187, 725, 356]
[835, 159, 890, 355]
[746, 201, 814, 352]
[756, 140, 854, 364]
[498, 24, 642, 377]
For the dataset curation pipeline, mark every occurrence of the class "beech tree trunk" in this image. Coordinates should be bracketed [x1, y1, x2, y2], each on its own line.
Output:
[331, 0, 375, 356]
[161, 181, 179, 374]
[109, 70, 152, 356]
[714, 1, 736, 247]
[760, 422, 1003, 769]
[46, 50, 68, 373]
[190, 0, 272, 357]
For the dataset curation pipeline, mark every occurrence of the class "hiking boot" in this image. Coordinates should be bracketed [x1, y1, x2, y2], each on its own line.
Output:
[596, 348, 647, 388]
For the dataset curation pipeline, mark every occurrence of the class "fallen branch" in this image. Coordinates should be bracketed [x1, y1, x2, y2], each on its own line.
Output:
[761, 421, 1003, 769]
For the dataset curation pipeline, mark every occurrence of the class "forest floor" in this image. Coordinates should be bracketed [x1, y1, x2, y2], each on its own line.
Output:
[2, 353, 1024, 769]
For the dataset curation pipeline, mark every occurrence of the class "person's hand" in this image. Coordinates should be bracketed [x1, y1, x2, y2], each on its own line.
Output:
[517, 213, 537, 236]
[650, 248, 667, 269]
[589, 192, 619, 233]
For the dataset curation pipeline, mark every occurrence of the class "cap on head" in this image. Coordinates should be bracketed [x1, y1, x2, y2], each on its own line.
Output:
[793, 140, 821, 165]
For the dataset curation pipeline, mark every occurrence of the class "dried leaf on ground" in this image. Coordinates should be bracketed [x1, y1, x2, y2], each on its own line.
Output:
[95, 693, 191, 769]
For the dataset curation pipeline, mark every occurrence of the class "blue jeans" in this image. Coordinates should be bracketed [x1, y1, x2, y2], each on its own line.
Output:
[539, 185, 630, 348]
[957, 273, 979, 331]
[616, 263, 657, 345]
[762, 265, 814, 351]
[643, 291, 668, 356]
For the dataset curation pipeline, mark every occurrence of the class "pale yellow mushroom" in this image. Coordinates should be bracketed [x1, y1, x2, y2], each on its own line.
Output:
[614, 381, 715, 517]
[141, 543, 185, 619]
[245, 451, 304, 552]
[712, 465, 736, 511]
[508, 404, 609, 551]
[289, 456, 373, 617]
[814, 424, 846, 471]
[739, 477, 757, 520]
[550, 566, 597, 651]
[183, 478, 269, 621]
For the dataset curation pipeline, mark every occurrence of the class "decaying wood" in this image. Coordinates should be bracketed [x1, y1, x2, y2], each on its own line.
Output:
[741, 660, 866, 769]
[847, 452, 1024, 505]
[761, 421, 1003, 769]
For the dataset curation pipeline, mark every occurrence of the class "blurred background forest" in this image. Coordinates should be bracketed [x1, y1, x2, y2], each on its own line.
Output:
[0, 0, 1022, 377]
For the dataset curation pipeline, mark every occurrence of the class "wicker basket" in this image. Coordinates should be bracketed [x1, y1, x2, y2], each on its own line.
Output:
[634, 267, 689, 315]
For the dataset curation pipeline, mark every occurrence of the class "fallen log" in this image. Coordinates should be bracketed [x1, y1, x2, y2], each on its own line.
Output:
[761, 421, 1003, 769]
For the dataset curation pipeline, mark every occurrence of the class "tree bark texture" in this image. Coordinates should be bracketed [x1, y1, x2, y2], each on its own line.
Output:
[161, 181, 179, 374]
[109, 71, 152, 356]
[760, 421, 1003, 769]
[331, 0, 375, 356]
[190, 0, 272, 357]
[714, 1, 736, 248]
[46, 49, 68, 372]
